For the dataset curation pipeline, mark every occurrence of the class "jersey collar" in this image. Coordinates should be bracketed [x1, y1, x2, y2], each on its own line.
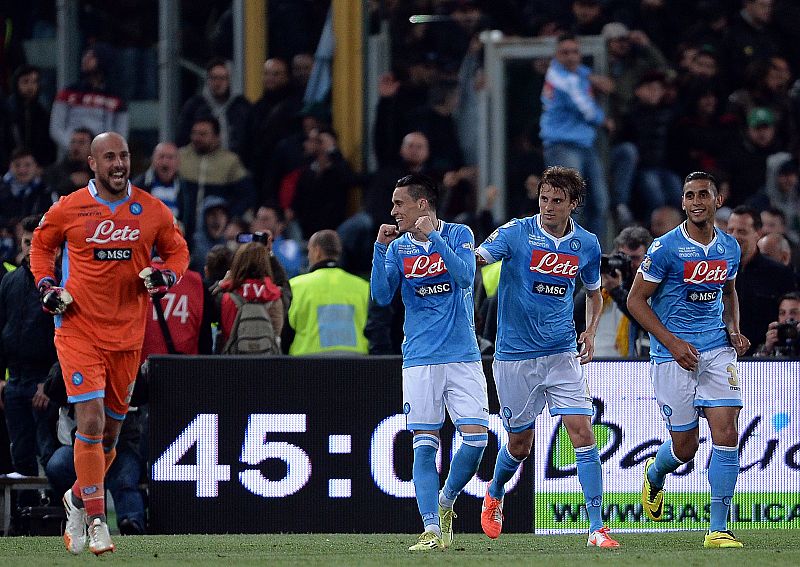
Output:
[680, 221, 718, 256]
[88, 179, 132, 202]
[535, 214, 575, 247]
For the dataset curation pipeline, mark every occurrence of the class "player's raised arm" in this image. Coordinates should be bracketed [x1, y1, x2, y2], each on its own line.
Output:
[370, 224, 401, 306]
[628, 272, 699, 370]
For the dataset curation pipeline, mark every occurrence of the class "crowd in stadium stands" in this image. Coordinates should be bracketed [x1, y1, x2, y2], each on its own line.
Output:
[1, 0, 800, 534]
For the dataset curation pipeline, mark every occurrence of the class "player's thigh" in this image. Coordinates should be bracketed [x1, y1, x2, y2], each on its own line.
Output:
[403, 365, 446, 431]
[492, 359, 546, 433]
[696, 346, 742, 411]
[542, 352, 593, 417]
[443, 361, 489, 430]
[651, 360, 699, 431]
[55, 336, 106, 404]
[101, 348, 141, 421]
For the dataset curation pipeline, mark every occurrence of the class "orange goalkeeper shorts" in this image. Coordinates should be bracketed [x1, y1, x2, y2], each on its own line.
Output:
[55, 335, 140, 420]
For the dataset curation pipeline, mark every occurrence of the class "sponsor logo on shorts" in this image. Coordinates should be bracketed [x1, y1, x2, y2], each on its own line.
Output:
[130, 202, 143, 215]
[533, 280, 567, 296]
[686, 289, 719, 302]
[415, 282, 452, 297]
[72, 372, 83, 386]
[94, 248, 132, 261]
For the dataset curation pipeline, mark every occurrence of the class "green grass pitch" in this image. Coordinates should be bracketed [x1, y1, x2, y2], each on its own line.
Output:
[0, 531, 797, 566]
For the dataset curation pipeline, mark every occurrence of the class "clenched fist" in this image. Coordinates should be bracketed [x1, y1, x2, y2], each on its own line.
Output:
[377, 224, 399, 245]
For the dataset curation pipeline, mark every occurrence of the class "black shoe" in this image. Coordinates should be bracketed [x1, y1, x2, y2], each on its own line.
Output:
[118, 518, 145, 536]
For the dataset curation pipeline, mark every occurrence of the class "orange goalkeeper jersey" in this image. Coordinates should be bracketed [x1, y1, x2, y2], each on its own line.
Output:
[30, 181, 190, 351]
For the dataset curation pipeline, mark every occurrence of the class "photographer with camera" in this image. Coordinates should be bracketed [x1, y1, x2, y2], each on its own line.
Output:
[754, 292, 800, 357]
[576, 226, 653, 357]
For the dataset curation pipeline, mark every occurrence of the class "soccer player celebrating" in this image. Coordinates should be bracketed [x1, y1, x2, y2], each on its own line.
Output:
[628, 171, 749, 548]
[476, 166, 619, 548]
[30, 132, 189, 554]
[371, 174, 488, 551]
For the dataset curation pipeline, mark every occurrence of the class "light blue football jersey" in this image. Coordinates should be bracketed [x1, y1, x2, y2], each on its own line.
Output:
[476, 215, 601, 361]
[370, 221, 481, 368]
[638, 222, 741, 363]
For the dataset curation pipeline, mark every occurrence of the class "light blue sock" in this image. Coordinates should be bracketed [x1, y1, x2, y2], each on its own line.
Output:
[647, 439, 683, 491]
[412, 434, 441, 532]
[709, 444, 739, 532]
[575, 444, 604, 533]
[440, 432, 488, 507]
[488, 444, 523, 500]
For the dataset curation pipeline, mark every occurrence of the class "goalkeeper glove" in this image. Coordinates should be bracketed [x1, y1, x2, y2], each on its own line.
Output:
[38, 277, 73, 315]
[139, 267, 176, 298]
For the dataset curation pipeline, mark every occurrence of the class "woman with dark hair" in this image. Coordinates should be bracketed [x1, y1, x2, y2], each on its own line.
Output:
[215, 242, 283, 352]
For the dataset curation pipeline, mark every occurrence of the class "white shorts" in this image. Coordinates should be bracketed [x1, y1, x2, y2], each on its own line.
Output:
[402, 361, 489, 431]
[493, 352, 592, 433]
[651, 346, 742, 431]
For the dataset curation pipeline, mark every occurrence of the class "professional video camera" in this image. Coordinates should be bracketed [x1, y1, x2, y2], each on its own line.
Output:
[600, 252, 632, 282]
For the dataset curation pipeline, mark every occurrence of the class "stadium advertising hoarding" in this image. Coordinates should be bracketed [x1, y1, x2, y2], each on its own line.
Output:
[535, 361, 800, 533]
[147, 356, 533, 534]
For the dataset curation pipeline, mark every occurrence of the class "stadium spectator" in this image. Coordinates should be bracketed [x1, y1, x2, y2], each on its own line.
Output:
[246, 58, 303, 194]
[754, 291, 800, 357]
[43, 362, 148, 536]
[43, 128, 93, 198]
[176, 58, 252, 160]
[7, 65, 56, 168]
[0, 101, 14, 174]
[757, 232, 792, 267]
[178, 116, 253, 239]
[749, 158, 800, 240]
[725, 205, 796, 354]
[290, 126, 358, 240]
[250, 203, 304, 278]
[722, 0, 780, 90]
[49, 46, 128, 154]
[540, 33, 612, 240]
[291, 53, 314, 96]
[720, 107, 783, 207]
[567, 0, 607, 36]
[758, 207, 800, 273]
[287, 230, 368, 355]
[0, 148, 51, 235]
[577, 226, 652, 358]
[190, 196, 230, 273]
[132, 142, 184, 222]
[203, 244, 233, 289]
[0, 215, 58, 478]
[650, 205, 683, 238]
[406, 79, 465, 177]
[214, 242, 283, 354]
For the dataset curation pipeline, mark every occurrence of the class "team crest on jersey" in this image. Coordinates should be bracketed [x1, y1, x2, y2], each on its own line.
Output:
[529, 250, 579, 278]
[130, 202, 142, 215]
[716, 243, 725, 254]
[641, 255, 652, 272]
[415, 282, 452, 297]
[533, 280, 567, 296]
[403, 253, 447, 279]
[683, 260, 727, 284]
[569, 238, 581, 251]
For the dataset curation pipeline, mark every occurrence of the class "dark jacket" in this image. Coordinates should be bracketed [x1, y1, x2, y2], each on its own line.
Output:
[0, 263, 57, 375]
[0, 175, 52, 230]
[176, 92, 252, 159]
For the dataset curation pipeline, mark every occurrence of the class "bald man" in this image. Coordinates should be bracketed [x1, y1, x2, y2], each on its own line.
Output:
[758, 232, 792, 266]
[133, 141, 183, 220]
[30, 132, 189, 555]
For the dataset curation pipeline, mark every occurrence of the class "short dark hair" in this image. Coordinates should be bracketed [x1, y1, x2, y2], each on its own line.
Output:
[684, 171, 718, 194]
[205, 244, 233, 282]
[763, 207, 786, 223]
[10, 147, 35, 162]
[206, 57, 228, 73]
[780, 291, 800, 303]
[614, 226, 653, 251]
[395, 174, 440, 211]
[731, 205, 762, 231]
[537, 165, 586, 206]
[310, 229, 342, 260]
[13, 64, 39, 83]
[557, 32, 577, 44]
[72, 127, 95, 139]
[193, 116, 221, 136]
[20, 214, 41, 233]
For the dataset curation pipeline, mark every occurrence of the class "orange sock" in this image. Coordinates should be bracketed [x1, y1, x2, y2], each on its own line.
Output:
[73, 432, 106, 518]
[104, 447, 117, 474]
